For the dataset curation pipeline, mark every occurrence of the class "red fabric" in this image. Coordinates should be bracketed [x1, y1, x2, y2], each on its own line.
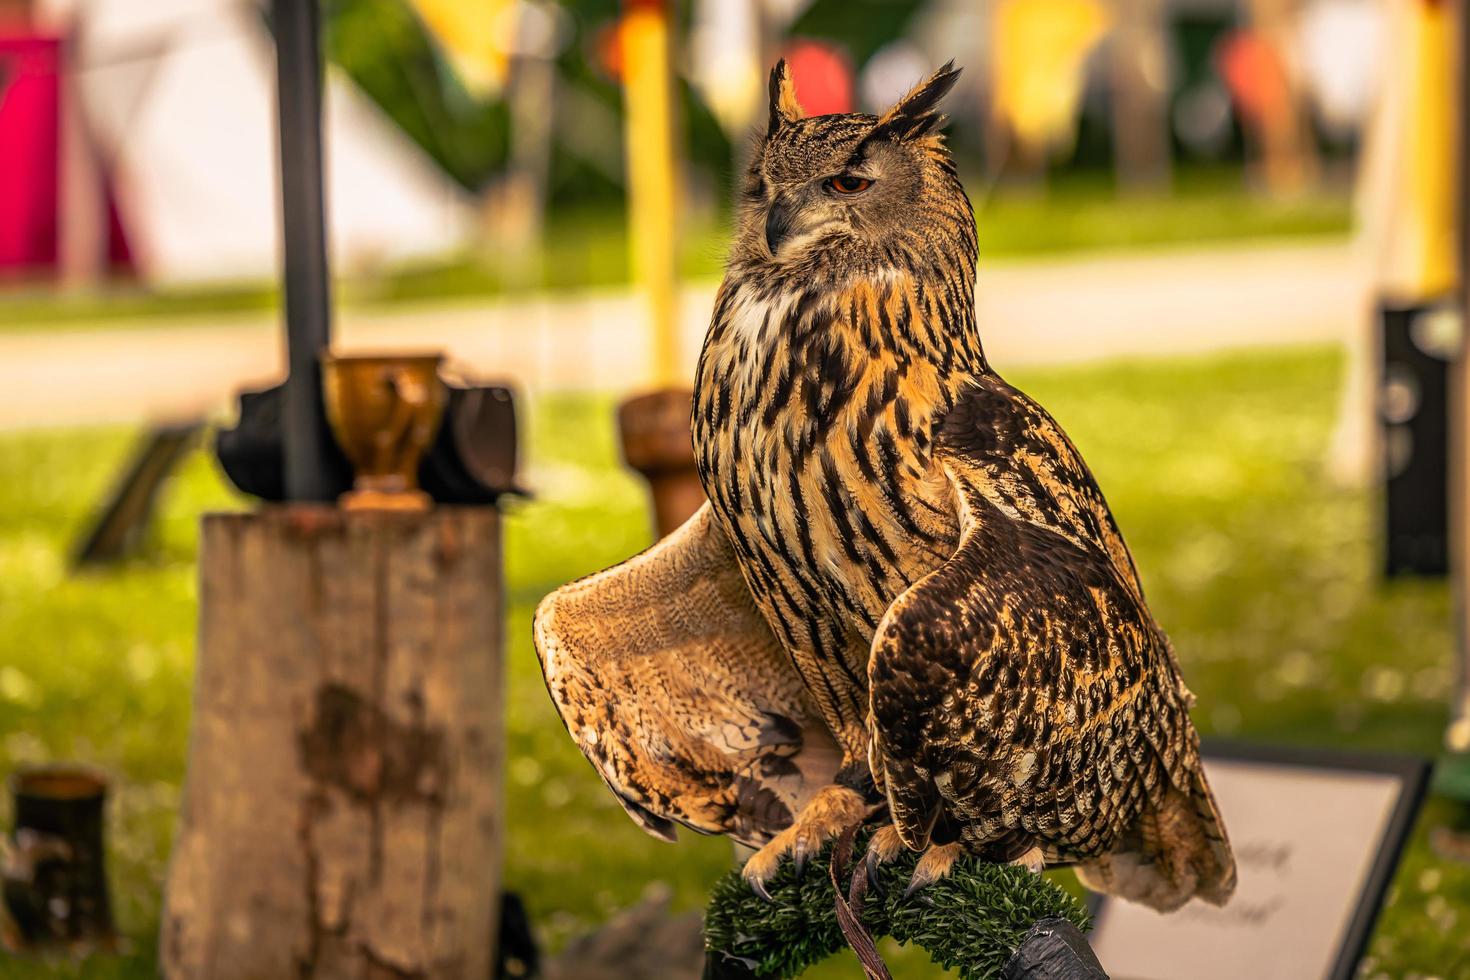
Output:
[782, 40, 854, 117]
[105, 174, 132, 270]
[0, 33, 60, 275]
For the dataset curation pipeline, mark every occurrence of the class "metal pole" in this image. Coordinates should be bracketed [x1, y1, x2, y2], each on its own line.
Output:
[271, 0, 334, 501]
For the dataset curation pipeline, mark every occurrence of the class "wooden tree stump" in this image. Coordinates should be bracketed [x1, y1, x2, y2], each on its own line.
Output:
[162, 507, 503, 979]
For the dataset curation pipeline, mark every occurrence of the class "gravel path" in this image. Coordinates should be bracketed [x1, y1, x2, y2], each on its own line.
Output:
[0, 240, 1363, 430]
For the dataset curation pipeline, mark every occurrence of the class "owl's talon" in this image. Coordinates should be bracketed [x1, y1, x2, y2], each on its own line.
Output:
[864, 823, 907, 882]
[740, 785, 866, 900]
[902, 841, 965, 899]
[1009, 846, 1045, 875]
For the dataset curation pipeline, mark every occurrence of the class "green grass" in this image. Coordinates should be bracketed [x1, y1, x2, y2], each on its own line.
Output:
[972, 169, 1351, 257]
[0, 169, 1350, 332]
[2, 344, 1467, 978]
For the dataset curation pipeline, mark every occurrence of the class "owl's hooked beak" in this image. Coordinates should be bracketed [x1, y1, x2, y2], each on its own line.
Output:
[764, 194, 796, 256]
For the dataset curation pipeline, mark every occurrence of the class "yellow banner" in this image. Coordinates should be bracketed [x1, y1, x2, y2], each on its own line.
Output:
[993, 0, 1111, 155]
[408, 0, 514, 98]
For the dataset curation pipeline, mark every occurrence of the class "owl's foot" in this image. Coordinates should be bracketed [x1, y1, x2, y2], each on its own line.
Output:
[862, 824, 965, 898]
[903, 842, 964, 898]
[863, 823, 907, 878]
[1009, 846, 1045, 875]
[742, 785, 867, 900]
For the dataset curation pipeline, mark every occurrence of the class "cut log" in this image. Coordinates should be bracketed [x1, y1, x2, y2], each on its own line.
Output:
[161, 506, 503, 979]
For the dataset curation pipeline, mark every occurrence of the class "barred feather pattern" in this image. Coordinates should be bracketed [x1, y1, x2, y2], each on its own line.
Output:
[694, 137, 979, 762]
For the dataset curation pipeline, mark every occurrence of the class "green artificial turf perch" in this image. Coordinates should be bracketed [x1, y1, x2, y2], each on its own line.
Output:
[704, 827, 1091, 979]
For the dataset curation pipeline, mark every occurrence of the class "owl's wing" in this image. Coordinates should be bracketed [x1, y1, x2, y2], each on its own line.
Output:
[534, 503, 842, 848]
[868, 376, 1234, 910]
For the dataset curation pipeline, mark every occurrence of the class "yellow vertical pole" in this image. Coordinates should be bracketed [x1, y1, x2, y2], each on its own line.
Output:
[621, 0, 682, 388]
[1397, 0, 1458, 301]
[616, 0, 703, 539]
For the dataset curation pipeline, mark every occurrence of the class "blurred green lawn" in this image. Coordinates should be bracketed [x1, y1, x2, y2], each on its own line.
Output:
[0, 169, 1349, 332]
[2, 345, 1468, 978]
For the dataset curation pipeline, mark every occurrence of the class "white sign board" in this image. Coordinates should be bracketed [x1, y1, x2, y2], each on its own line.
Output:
[1089, 746, 1428, 980]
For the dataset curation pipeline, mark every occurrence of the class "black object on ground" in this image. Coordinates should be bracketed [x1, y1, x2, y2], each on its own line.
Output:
[497, 891, 541, 979]
[1379, 300, 1454, 576]
[1, 766, 115, 951]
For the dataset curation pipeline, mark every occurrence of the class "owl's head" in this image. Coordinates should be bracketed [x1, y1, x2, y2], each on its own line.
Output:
[732, 60, 969, 277]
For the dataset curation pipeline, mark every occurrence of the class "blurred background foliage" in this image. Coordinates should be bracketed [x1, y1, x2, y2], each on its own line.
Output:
[319, 0, 1356, 214]
[0, 0, 1367, 315]
[324, 0, 513, 193]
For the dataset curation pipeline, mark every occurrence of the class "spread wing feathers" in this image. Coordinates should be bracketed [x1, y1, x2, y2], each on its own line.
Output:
[867, 376, 1235, 911]
[533, 503, 842, 848]
[1074, 765, 1237, 909]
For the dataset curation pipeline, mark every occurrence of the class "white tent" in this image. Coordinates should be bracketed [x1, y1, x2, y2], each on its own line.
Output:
[40, 0, 473, 285]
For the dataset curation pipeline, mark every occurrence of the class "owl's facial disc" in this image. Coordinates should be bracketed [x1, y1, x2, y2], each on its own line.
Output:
[761, 170, 875, 257]
[739, 60, 964, 269]
[756, 138, 920, 262]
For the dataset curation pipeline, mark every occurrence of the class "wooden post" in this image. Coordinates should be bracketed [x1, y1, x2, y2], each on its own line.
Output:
[1109, 0, 1172, 193]
[161, 507, 503, 979]
[618, 388, 705, 538]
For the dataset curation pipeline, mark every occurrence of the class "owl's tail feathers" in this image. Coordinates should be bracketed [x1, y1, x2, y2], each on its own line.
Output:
[1075, 767, 1237, 913]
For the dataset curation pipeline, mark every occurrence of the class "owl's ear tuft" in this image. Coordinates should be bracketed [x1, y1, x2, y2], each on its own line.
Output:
[865, 60, 961, 144]
[767, 59, 803, 135]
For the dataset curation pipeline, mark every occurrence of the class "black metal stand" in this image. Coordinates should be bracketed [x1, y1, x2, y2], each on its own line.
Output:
[270, 0, 334, 502]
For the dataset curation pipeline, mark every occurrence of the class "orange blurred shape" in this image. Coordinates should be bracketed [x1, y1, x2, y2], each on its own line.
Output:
[593, 18, 623, 81]
[1215, 30, 1290, 126]
[782, 40, 854, 116]
[596, 0, 677, 85]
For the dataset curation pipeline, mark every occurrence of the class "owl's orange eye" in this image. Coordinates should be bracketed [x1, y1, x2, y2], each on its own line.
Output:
[827, 175, 872, 195]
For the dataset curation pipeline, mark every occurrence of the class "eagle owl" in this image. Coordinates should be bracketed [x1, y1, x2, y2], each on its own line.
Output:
[535, 61, 1235, 912]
